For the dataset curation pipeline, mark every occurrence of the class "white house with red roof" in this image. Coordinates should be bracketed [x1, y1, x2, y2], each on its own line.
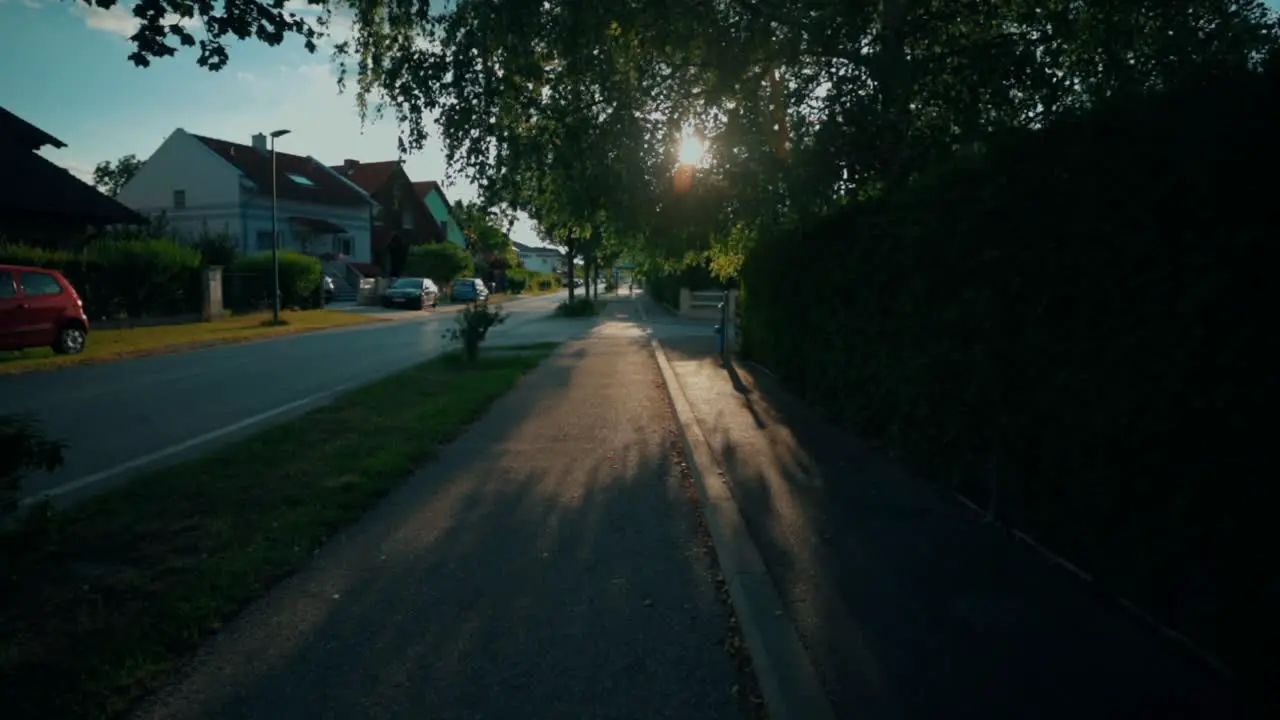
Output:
[117, 129, 378, 265]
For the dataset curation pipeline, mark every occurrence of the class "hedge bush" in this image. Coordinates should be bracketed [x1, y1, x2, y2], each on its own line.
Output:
[0, 238, 203, 319]
[224, 251, 323, 312]
[506, 267, 561, 294]
[740, 65, 1277, 674]
[404, 243, 474, 287]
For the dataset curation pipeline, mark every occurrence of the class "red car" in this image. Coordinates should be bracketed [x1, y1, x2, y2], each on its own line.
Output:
[0, 264, 90, 355]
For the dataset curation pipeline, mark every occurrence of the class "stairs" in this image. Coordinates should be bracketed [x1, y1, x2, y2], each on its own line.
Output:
[331, 287, 357, 303]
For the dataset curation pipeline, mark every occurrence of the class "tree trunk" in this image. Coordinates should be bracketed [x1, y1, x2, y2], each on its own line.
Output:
[566, 240, 577, 303]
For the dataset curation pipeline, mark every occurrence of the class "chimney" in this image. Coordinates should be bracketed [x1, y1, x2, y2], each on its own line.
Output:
[343, 159, 359, 171]
[251, 133, 267, 153]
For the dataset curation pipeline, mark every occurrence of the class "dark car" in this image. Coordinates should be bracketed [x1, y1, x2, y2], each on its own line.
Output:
[450, 277, 489, 303]
[0, 264, 90, 354]
[381, 277, 439, 310]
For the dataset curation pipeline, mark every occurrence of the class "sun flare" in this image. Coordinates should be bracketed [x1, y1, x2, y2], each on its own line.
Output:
[677, 128, 705, 166]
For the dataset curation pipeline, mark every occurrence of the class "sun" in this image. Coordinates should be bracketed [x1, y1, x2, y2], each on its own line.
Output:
[677, 127, 705, 166]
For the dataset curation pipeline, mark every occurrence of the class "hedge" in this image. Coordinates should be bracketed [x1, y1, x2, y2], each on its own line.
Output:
[223, 251, 323, 312]
[0, 238, 203, 319]
[404, 243, 474, 287]
[506, 267, 561, 294]
[739, 65, 1277, 676]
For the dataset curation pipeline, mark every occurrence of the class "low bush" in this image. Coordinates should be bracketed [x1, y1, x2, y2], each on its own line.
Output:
[0, 413, 66, 514]
[553, 297, 602, 318]
[442, 302, 507, 361]
[224, 251, 323, 312]
[506, 267, 561, 294]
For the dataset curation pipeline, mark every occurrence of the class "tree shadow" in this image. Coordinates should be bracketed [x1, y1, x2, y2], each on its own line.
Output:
[133, 336, 746, 720]
[657, 339, 1237, 720]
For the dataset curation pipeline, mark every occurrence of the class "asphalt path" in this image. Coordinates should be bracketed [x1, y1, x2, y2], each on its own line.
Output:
[0, 290, 598, 505]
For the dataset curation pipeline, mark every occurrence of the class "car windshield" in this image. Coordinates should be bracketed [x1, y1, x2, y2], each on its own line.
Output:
[392, 278, 423, 290]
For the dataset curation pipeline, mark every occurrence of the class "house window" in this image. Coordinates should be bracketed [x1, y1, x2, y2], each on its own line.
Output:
[338, 235, 353, 256]
[402, 207, 414, 229]
[440, 219, 448, 236]
[286, 173, 316, 186]
[173, 189, 186, 209]
[256, 230, 273, 251]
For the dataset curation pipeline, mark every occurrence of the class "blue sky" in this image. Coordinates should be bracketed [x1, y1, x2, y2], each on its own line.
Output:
[0, 0, 548, 246]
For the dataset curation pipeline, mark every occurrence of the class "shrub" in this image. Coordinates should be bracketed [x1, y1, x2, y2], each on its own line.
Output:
[442, 302, 507, 361]
[0, 414, 65, 514]
[405, 243, 474, 287]
[0, 237, 203, 319]
[554, 297, 602, 318]
[224, 251, 323, 312]
[193, 233, 238, 267]
[506, 268, 561, 295]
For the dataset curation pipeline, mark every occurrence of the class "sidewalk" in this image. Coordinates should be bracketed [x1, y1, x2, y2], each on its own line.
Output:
[655, 317, 1237, 719]
[135, 301, 744, 720]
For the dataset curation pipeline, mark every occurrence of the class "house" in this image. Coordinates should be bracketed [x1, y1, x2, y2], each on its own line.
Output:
[0, 106, 146, 247]
[512, 241, 565, 274]
[329, 159, 444, 275]
[117, 130, 377, 268]
[411, 181, 467, 248]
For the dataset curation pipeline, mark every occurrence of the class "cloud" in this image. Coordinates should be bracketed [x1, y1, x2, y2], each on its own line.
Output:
[74, 2, 201, 38]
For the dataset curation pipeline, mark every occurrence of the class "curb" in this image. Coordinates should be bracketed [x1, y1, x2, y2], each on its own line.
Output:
[645, 310, 835, 720]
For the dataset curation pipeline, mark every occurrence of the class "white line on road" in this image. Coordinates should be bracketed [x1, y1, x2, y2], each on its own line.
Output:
[20, 383, 354, 507]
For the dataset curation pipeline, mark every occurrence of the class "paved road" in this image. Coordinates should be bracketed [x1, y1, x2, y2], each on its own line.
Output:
[1, 291, 595, 504]
[134, 302, 743, 720]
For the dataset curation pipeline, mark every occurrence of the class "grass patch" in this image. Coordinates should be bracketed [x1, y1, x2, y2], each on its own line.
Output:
[489, 340, 564, 352]
[0, 310, 380, 375]
[0, 346, 556, 719]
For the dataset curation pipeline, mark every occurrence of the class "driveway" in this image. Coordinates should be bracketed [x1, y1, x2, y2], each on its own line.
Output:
[1, 291, 594, 505]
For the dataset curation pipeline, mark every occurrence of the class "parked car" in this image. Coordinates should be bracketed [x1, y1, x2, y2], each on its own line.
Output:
[381, 277, 439, 310]
[450, 277, 489, 303]
[323, 275, 335, 304]
[0, 264, 90, 355]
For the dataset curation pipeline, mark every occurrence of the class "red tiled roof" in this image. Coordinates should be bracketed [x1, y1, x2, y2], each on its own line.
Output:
[191, 134, 370, 207]
[329, 160, 400, 194]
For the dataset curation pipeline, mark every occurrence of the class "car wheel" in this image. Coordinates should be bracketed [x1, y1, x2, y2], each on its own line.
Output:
[52, 325, 87, 355]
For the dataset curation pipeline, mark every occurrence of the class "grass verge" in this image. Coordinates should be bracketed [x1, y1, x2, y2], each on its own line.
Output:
[0, 310, 381, 375]
[0, 346, 557, 719]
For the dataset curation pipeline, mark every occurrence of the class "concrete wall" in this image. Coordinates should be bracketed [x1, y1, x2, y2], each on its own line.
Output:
[117, 129, 244, 240]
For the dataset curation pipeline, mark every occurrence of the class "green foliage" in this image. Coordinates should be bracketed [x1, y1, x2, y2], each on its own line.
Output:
[225, 251, 323, 312]
[0, 238, 203, 319]
[91, 153, 143, 197]
[741, 66, 1279, 672]
[553, 297, 603, 318]
[506, 267, 560, 295]
[192, 233, 238, 267]
[441, 302, 507, 361]
[404, 242, 474, 286]
[0, 413, 66, 514]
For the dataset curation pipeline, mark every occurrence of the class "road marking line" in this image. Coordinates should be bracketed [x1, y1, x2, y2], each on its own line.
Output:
[20, 383, 353, 506]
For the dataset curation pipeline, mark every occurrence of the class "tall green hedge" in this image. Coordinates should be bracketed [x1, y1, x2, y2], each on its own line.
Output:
[0, 238, 203, 319]
[740, 66, 1277, 673]
[506, 267, 561, 294]
[223, 251, 323, 312]
[404, 243, 474, 287]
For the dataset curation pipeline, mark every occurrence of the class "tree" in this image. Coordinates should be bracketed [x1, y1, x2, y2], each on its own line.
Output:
[92, 154, 143, 197]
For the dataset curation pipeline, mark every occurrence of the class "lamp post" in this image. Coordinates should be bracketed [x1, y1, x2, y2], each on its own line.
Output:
[269, 129, 292, 323]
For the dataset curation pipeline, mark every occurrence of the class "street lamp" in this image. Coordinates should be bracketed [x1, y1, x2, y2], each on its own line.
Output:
[269, 128, 292, 323]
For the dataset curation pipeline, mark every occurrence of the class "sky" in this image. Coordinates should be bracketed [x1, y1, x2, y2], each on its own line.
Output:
[0, 0, 548, 247]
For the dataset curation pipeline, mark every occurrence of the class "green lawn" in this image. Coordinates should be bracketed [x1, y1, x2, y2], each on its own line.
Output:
[0, 310, 382, 375]
[0, 346, 557, 720]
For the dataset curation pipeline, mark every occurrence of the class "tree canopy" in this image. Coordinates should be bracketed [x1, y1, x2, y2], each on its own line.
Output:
[92, 153, 143, 197]
[92, 0, 1280, 271]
